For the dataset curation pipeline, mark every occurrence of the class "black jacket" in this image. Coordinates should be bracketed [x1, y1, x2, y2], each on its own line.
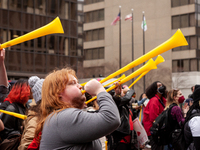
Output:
[0, 102, 27, 141]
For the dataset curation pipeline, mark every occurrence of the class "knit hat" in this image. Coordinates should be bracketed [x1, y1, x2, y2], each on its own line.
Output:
[28, 76, 44, 103]
[192, 85, 200, 103]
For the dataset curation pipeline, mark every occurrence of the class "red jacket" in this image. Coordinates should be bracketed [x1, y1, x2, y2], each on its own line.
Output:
[143, 94, 166, 136]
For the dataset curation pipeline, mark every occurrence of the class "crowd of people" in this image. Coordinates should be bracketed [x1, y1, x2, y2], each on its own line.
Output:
[0, 46, 200, 150]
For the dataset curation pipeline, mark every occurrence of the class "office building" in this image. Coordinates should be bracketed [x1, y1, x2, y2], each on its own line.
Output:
[0, 0, 83, 80]
[83, 0, 198, 96]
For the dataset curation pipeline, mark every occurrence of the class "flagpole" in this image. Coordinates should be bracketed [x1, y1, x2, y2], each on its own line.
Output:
[119, 6, 121, 72]
[131, 9, 134, 88]
[143, 11, 145, 92]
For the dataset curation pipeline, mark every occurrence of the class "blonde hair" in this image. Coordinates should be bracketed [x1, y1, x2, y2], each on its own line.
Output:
[35, 68, 76, 140]
[166, 89, 179, 108]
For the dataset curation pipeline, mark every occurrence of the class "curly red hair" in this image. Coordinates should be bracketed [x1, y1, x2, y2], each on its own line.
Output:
[8, 79, 30, 104]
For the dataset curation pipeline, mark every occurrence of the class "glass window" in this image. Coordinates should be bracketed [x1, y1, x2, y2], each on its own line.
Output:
[99, 47, 104, 59]
[78, 16, 81, 23]
[181, 36, 189, 50]
[78, 38, 83, 46]
[70, 21, 77, 37]
[0, 0, 8, 8]
[70, 38, 77, 51]
[9, 0, 22, 11]
[197, 0, 200, 4]
[92, 29, 98, 41]
[85, 0, 93, 4]
[180, 0, 188, 5]
[78, 3, 83, 11]
[93, 11, 99, 22]
[21, 52, 34, 72]
[9, 11, 21, 29]
[48, 36, 55, 50]
[93, 48, 99, 59]
[59, 56, 69, 68]
[35, 0, 45, 15]
[22, 0, 34, 13]
[59, 0, 68, 19]
[78, 26, 83, 34]
[183, 60, 189, 71]
[177, 60, 183, 72]
[85, 49, 93, 60]
[171, 0, 179, 7]
[63, 20, 69, 36]
[189, 0, 195, 4]
[5, 51, 21, 71]
[198, 37, 200, 49]
[47, 0, 58, 16]
[190, 36, 197, 49]
[190, 13, 195, 27]
[46, 54, 57, 72]
[99, 9, 104, 21]
[85, 31, 92, 41]
[99, 28, 104, 40]
[198, 59, 200, 71]
[197, 14, 200, 27]
[180, 15, 189, 28]
[172, 16, 179, 29]
[191, 59, 197, 71]
[70, 3, 77, 20]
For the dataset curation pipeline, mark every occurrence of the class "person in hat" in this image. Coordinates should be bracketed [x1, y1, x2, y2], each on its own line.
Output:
[184, 85, 200, 150]
[18, 76, 44, 150]
[185, 98, 193, 107]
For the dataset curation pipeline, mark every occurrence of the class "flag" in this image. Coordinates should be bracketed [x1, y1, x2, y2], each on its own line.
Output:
[111, 13, 120, 25]
[125, 14, 132, 21]
[141, 16, 147, 31]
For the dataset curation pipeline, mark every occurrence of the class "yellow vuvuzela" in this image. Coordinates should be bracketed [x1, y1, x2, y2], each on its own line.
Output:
[129, 55, 165, 88]
[0, 109, 27, 120]
[0, 17, 64, 49]
[82, 29, 188, 94]
[103, 74, 126, 87]
[85, 59, 157, 104]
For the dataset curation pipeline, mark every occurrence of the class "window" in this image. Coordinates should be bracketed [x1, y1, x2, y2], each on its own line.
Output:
[172, 13, 195, 29]
[172, 36, 194, 51]
[171, 0, 194, 7]
[172, 59, 198, 72]
[85, 0, 104, 5]
[83, 66, 104, 78]
[85, 28, 104, 41]
[84, 47, 104, 60]
[78, 26, 83, 34]
[77, 3, 83, 11]
[85, 9, 104, 23]
[191, 59, 197, 71]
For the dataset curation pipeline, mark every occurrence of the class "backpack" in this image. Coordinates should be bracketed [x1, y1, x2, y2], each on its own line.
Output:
[150, 103, 177, 145]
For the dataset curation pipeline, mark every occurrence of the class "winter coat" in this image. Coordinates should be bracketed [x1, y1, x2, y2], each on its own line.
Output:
[143, 94, 166, 136]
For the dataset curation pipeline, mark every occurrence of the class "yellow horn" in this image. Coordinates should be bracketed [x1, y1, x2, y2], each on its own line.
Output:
[85, 59, 157, 104]
[129, 55, 165, 89]
[98, 29, 187, 85]
[0, 109, 27, 120]
[0, 17, 64, 49]
[103, 74, 126, 87]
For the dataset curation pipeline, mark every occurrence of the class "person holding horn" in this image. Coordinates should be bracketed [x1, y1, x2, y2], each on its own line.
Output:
[34, 68, 120, 150]
[0, 79, 30, 142]
[143, 81, 167, 150]
[0, 48, 10, 103]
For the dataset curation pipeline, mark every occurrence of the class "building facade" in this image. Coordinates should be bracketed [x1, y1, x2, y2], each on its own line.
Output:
[83, 0, 200, 97]
[0, 0, 83, 80]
